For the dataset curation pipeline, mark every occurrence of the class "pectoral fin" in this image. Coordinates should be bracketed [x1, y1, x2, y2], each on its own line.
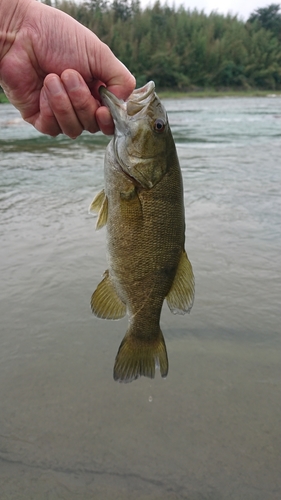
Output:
[91, 270, 126, 320]
[166, 250, 195, 314]
[89, 189, 108, 229]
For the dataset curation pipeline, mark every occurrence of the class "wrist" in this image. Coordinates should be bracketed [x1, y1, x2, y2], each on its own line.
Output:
[0, 0, 33, 60]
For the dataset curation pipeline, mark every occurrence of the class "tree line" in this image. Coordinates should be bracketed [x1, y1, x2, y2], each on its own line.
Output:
[50, 0, 281, 90]
[4, 1, 281, 92]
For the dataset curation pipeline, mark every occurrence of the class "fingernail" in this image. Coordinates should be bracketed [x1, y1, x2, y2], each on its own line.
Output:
[45, 76, 63, 96]
[63, 72, 80, 92]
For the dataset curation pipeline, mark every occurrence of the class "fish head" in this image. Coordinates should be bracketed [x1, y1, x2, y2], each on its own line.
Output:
[100, 82, 173, 189]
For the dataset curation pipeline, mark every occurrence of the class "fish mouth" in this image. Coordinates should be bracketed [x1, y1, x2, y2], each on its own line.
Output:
[99, 81, 155, 105]
[127, 81, 155, 103]
[99, 86, 125, 117]
[99, 81, 156, 121]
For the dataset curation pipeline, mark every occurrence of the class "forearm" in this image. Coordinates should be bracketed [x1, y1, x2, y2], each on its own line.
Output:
[0, 0, 32, 60]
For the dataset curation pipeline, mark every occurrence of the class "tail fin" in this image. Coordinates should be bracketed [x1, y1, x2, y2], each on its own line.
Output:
[113, 329, 168, 383]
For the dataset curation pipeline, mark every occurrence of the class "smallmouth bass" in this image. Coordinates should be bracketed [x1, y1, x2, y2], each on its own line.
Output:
[90, 81, 194, 383]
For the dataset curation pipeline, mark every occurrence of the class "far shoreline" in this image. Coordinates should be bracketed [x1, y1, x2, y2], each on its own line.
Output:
[1, 88, 281, 105]
[157, 89, 281, 99]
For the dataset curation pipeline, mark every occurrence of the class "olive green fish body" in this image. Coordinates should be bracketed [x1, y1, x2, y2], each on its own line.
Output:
[90, 82, 194, 382]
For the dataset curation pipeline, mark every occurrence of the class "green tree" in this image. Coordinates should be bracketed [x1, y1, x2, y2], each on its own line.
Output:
[248, 3, 281, 38]
[49, 0, 281, 90]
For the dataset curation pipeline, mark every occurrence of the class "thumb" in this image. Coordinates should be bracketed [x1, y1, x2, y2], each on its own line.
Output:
[88, 41, 136, 100]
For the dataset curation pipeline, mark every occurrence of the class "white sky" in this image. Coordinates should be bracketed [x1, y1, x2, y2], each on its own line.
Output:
[139, 1, 278, 21]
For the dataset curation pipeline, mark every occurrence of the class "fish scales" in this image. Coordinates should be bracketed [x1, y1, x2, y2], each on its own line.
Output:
[90, 81, 195, 383]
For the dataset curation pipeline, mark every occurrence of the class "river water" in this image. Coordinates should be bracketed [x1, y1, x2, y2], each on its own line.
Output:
[0, 97, 280, 499]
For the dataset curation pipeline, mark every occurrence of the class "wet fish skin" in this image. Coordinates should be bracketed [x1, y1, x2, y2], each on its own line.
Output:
[90, 81, 194, 382]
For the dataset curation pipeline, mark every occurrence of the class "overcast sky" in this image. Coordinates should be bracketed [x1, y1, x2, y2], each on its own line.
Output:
[139, 1, 278, 21]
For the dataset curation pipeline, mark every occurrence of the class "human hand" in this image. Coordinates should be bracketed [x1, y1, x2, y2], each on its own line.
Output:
[0, 0, 135, 137]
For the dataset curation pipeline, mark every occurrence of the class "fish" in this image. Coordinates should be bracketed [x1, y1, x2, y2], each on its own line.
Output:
[89, 81, 194, 383]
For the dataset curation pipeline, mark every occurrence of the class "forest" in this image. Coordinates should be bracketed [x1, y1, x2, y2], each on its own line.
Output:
[1, 1, 281, 94]
[44, 1, 281, 90]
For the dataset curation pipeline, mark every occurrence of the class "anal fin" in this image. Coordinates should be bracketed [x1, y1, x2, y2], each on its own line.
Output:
[166, 250, 195, 314]
[91, 270, 126, 319]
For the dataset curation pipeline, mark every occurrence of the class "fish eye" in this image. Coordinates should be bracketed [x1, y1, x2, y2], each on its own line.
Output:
[154, 119, 165, 133]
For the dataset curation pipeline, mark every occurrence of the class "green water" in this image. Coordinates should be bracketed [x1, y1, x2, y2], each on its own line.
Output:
[0, 98, 280, 499]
